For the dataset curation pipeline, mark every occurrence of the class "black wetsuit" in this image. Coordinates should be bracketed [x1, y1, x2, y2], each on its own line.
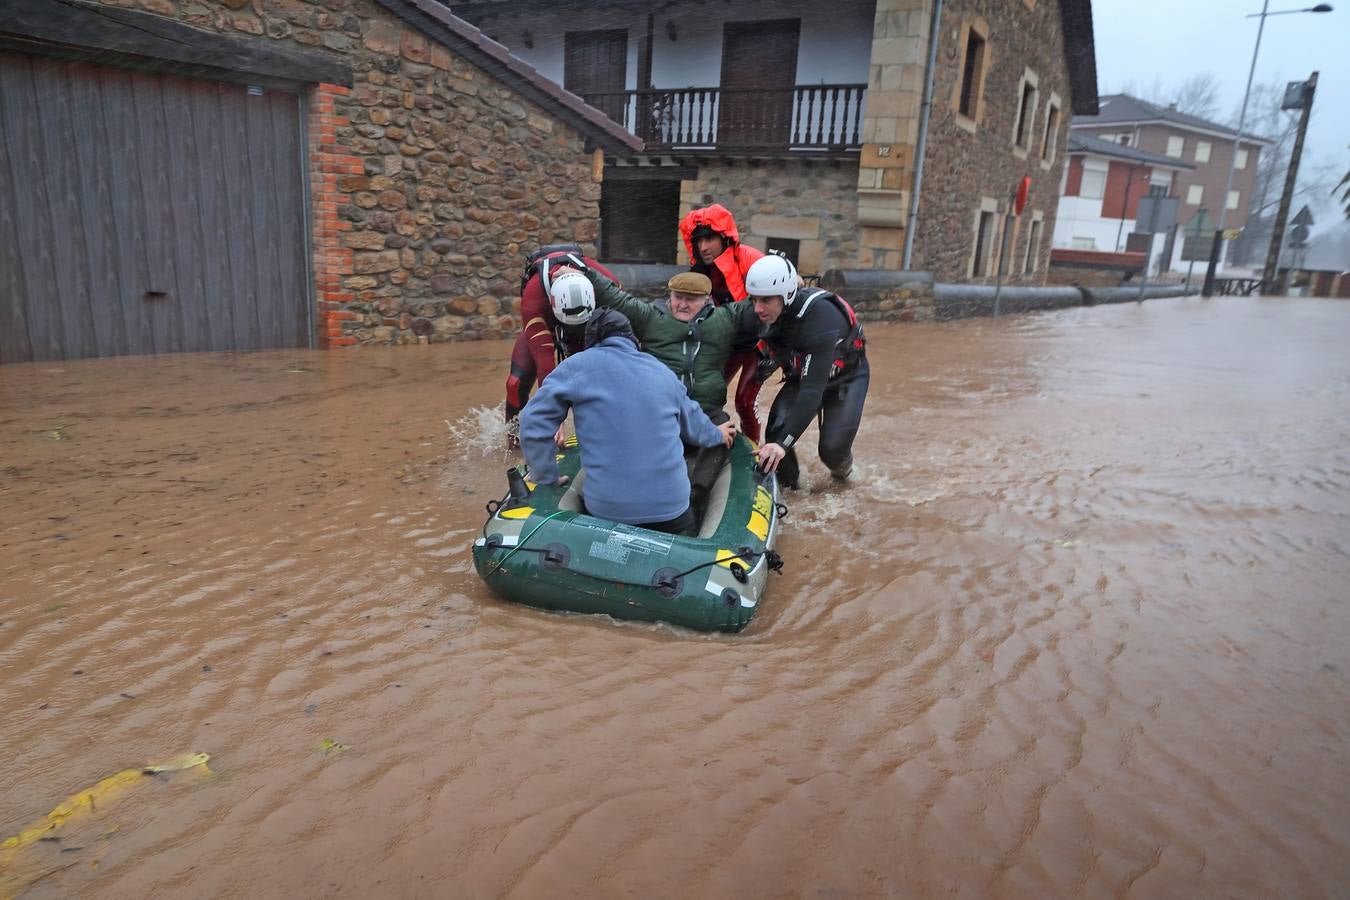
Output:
[758, 289, 869, 489]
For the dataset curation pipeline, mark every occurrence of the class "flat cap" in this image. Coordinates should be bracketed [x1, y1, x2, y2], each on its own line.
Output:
[667, 271, 712, 295]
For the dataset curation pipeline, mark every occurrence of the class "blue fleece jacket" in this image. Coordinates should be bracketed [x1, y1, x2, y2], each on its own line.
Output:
[519, 336, 725, 525]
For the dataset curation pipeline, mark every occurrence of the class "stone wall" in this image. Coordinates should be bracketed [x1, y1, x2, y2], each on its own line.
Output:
[92, 0, 603, 346]
[908, 0, 1073, 284]
[677, 159, 861, 277]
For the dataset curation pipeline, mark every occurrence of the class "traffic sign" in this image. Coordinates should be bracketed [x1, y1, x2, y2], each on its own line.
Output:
[1290, 224, 1310, 246]
[1135, 195, 1179, 234]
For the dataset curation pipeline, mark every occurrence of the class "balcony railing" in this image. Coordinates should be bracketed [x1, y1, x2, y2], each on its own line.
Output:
[580, 84, 867, 152]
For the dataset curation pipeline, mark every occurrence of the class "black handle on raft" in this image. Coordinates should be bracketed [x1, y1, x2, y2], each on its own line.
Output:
[505, 466, 532, 508]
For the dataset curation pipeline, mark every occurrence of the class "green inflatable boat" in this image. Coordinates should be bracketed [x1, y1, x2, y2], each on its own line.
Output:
[472, 435, 784, 632]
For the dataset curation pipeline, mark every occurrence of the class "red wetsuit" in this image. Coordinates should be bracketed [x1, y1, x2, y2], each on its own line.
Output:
[505, 255, 617, 440]
[679, 204, 766, 442]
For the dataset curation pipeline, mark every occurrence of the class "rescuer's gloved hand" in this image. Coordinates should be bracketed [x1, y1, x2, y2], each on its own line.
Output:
[755, 355, 779, 384]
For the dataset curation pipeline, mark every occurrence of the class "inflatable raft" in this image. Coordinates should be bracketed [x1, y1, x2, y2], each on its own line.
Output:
[472, 435, 783, 632]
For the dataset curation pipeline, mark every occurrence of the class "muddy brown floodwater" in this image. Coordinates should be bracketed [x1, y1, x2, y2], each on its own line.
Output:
[2, 296, 1349, 898]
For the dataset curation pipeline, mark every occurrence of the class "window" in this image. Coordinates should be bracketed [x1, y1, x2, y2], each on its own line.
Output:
[971, 207, 997, 277]
[1194, 141, 1212, 163]
[1166, 135, 1184, 158]
[1023, 214, 1044, 274]
[1186, 184, 1204, 205]
[1227, 190, 1240, 211]
[1080, 166, 1106, 200]
[1041, 98, 1061, 163]
[954, 18, 990, 124]
[765, 237, 800, 267]
[1236, 148, 1249, 169]
[1012, 69, 1040, 151]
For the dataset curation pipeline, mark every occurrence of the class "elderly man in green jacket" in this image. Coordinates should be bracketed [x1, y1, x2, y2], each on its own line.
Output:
[552, 263, 760, 519]
[556, 266, 759, 419]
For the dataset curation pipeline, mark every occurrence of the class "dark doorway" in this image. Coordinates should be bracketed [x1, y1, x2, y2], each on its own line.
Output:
[600, 180, 680, 264]
[718, 19, 799, 148]
[564, 30, 628, 125]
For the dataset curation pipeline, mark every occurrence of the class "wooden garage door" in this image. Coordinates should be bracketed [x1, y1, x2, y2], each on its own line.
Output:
[0, 52, 309, 362]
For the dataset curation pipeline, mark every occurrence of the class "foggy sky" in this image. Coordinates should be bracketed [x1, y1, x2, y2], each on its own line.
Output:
[1091, 0, 1348, 227]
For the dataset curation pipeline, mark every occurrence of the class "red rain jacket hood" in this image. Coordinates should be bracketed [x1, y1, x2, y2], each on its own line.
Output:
[679, 204, 764, 302]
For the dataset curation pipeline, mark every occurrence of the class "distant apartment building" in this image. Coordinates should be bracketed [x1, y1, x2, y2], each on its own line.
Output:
[449, 0, 1099, 284]
[1065, 94, 1270, 271]
[1054, 133, 1193, 265]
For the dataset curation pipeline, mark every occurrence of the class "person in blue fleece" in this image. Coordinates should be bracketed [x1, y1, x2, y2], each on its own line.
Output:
[519, 305, 736, 536]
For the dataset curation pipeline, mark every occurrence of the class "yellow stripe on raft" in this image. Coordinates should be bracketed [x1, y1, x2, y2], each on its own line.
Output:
[498, 507, 534, 520]
[715, 549, 740, 568]
[746, 511, 769, 541]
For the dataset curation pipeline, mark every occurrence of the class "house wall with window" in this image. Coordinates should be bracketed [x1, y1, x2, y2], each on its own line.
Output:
[473, 1, 872, 94]
[1075, 123, 1262, 232]
[1054, 153, 1183, 256]
[902, 0, 1075, 282]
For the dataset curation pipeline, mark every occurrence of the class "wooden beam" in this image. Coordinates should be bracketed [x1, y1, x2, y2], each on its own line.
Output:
[0, 0, 352, 87]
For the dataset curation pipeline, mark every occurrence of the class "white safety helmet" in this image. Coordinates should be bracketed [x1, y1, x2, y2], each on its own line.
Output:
[744, 253, 799, 305]
[548, 271, 596, 325]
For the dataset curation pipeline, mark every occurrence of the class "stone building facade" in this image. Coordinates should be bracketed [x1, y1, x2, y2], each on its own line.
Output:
[676, 160, 862, 274]
[861, 0, 1090, 282]
[5, 0, 638, 359]
[453, 0, 1096, 287]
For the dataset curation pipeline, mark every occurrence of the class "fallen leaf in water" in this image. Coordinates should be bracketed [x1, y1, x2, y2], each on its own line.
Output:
[316, 739, 349, 755]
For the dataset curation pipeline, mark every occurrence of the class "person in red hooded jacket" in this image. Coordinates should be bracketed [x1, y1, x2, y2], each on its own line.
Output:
[678, 204, 766, 442]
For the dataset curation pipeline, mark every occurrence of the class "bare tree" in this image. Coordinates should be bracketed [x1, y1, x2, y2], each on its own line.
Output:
[1171, 73, 1221, 120]
[1115, 72, 1221, 119]
[1339, 154, 1350, 219]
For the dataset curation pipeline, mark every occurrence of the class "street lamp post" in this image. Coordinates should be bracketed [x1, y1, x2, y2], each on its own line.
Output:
[1200, 1, 1333, 297]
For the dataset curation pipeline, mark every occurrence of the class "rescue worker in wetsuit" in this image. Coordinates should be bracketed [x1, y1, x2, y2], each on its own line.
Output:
[504, 245, 618, 448]
[679, 204, 766, 442]
[745, 253, 869, 490]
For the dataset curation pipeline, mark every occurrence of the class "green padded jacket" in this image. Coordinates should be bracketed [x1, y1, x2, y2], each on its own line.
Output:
[585, 270, 758, 415]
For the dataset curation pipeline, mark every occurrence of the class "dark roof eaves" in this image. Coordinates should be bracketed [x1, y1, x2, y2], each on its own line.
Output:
[1058, 0, 1099, 116]
[371, 0, 643, 154]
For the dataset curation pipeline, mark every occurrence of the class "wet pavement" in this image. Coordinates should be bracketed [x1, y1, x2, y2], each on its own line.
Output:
[1, 295, 1348, 898]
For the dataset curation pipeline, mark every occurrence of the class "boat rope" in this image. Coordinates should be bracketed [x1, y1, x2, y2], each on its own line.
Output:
[482, 511, 567, 579]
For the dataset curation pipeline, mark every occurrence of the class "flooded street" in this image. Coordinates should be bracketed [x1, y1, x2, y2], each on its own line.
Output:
[2, 295, 1348, 898]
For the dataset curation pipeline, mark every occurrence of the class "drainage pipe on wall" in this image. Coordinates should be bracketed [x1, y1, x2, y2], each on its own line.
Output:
[901, 0, 944, 270]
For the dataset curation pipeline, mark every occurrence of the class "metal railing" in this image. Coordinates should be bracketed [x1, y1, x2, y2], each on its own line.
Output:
[581, 84, 867, 151]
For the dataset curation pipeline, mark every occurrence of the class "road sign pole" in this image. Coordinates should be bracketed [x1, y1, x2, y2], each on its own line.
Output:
[1261, 72, 1318, 294]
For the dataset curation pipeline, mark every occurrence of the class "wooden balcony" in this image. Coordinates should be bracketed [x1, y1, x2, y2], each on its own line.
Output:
[580, 84, 867, 153]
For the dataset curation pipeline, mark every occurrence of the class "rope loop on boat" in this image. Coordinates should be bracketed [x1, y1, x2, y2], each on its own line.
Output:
[482, 511, 567, 579]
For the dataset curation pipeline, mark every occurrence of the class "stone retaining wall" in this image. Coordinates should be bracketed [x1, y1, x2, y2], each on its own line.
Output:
[602, 264, 1190, 324]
